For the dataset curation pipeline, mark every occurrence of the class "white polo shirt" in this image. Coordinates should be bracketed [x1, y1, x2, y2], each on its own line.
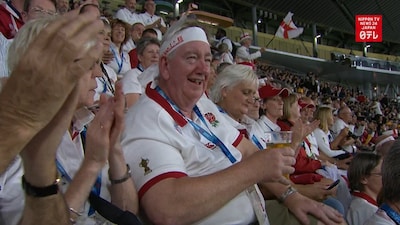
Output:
[122, 82, 259, 225]
[114, 7, 142, 25]
[139, 12, 165, 40]
[0, 156, 24, 225]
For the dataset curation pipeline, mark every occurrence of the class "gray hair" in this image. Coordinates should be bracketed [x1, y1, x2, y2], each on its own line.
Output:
[381, 139, 400, 203]
[136, 37, 160, 56]
[209, 64, 258, 103]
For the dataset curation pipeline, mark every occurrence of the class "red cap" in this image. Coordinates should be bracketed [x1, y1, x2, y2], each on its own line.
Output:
[258, 84, 289, 99]
[298, 100, 316, 109]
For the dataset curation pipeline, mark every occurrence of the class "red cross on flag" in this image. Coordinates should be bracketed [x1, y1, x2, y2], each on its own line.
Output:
[275, 12, 304, 39]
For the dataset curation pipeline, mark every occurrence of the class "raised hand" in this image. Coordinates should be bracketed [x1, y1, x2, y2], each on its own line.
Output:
[0, 11, 103, 173]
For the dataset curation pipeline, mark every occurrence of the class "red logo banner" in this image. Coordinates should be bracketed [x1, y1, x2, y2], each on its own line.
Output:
[355, 15, 382, 42]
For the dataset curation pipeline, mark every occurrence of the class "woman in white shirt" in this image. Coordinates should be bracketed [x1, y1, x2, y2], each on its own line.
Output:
[108, 19, 131, 78]
[122, 37, 159, 108]
[313, 106, 352, 170]
[346, 153, 382, 225]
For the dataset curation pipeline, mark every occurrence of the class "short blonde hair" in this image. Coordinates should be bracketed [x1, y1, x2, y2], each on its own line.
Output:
[8, 16, 58, 72]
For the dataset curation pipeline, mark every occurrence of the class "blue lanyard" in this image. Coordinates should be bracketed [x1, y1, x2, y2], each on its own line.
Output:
[251, 135, 264, 150]
[110, 47, 124, 74]
[381, 203, 400, 225]
[56, 130, 102, 216]
[155, 86, 237, 164]
[137, 64, 144, 72]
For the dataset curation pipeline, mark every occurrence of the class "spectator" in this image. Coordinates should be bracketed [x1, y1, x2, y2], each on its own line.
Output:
[331, 106, 357, 154]
[123, 37, 159, 108]
[121, 16, 345, 225]
[364, 140, 400, 225]
[56, 0, 69, 14]
[0, 0, 57, 78]
[114, 0, 141, 25]
[139, 0, 166, 40]
[123, 21, 144, 53]
[218, 42, 234, 64]
[8, 13, 139, 224]
[313, 106, 352, 169]
[128, 27, 157, 68]
[94, 17, 118, 102]
[346, 153, 382, 225]
[0, 10, 103, 225]
[214, 27, 233, 54]
[236, 32, 265, 63]
[108, 18, 131, 77]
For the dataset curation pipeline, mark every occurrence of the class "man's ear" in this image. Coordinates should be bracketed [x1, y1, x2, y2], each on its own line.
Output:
[159, 56, 169, 80]
[221, 87, 228, 98]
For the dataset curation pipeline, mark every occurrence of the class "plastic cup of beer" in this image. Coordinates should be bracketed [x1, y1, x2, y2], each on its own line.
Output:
[265, 131, 293, 178]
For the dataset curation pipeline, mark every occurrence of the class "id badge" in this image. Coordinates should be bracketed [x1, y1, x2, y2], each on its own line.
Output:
[246, 185, 269, 225]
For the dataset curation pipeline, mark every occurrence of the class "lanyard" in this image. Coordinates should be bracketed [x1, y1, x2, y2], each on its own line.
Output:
[56, 130, 102, 216]
[380, 203, 400, 225]
[155, 86, 237, 163]
[251, 135, 264, 150]
[110, 47, 124, 74]
[100, 63, 115, 94]
[137, 64, 144, 72]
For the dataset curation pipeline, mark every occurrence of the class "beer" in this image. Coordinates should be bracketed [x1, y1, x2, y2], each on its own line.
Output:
[266, 142, 291, 149]
[265, 131, 292, 179]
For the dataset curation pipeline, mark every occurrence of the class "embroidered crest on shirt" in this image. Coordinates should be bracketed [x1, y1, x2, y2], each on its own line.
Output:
[139, 158, 152, 175]
[204, 112, 219, 127]
[205, 142, 216, 150]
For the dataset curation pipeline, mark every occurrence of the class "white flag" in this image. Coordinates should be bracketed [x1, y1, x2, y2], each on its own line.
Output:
[275, 12, 304, 39]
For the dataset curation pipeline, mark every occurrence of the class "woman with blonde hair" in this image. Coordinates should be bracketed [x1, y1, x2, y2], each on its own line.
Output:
[314, 106, 352, 169]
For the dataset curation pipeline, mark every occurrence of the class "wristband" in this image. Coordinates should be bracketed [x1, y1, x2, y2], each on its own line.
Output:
[109, 164, 131, 185]
[278, 186, 297, 203]
[22, 175, 60, 197]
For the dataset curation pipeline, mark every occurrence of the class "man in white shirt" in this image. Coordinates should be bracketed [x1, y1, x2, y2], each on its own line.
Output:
[114, 0, 142, 25]
[139, 0, 166, 40]
[236, 32, 265, 63]
[331, 106, 357, 153]
[123, 21, 144, 53]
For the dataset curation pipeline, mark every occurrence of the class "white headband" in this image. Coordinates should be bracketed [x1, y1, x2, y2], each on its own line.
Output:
[160, 27, 209, 57]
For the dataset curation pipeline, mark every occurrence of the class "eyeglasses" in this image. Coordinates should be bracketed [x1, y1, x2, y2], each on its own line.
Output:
[29, 7, 58, 16]
[250, 97, 263, 104]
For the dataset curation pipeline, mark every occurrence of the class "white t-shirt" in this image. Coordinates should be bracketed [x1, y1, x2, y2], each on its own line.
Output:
[94, 63, 117, 102]
[122, 67, 142, 95]
[235, 45, 261, 63]
[139, 12, 165, 40]
[0, 156, 24, 225]
[107, 43, 131, 77]
[346, 195, 378, 225]
[0, 33, 12, 77]
[364, 209, 396, 225]
[314, 128, 347, 157]
[114, 7, 142, 25]
[121, 82, 259, 225]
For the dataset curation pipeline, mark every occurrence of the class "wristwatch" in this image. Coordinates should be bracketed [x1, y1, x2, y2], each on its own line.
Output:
[278, 186, 297, 203]
[22, 175, 60, 197]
